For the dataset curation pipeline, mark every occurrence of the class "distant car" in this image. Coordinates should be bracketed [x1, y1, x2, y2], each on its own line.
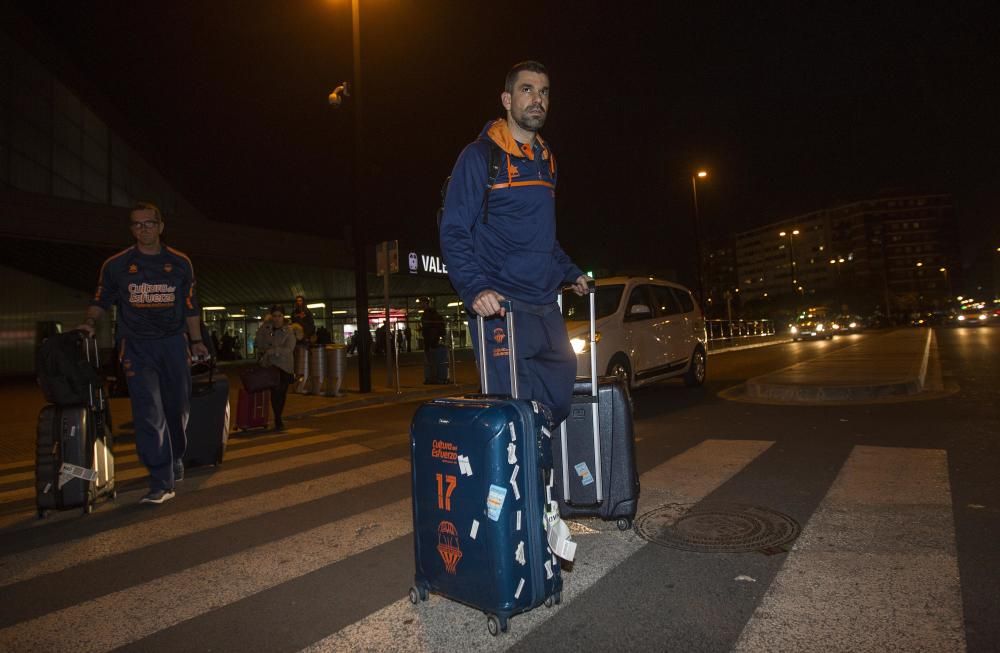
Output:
[562, 277, 707, 389]
[951, 308, 989, 327]
[790, 316, 832, 340]
[831, 315, 863, 334]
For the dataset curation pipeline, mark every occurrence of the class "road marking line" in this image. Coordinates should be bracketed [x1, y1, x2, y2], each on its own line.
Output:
[301, 439, 775, 652]
[0, 499, 413, 652]
[0, 460, 34, 472]
[0, 442, 373, 527]
[0, 458, 410, 587]
[733, 445, 966, 653]
[0, 470, 34, 485]
[918, 328, 934, 389]
[0, 430, 374, 505]
[362, 433, 410, 450]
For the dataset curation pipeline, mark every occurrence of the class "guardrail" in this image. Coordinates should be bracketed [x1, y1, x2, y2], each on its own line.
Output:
[706, 319, 777, 342]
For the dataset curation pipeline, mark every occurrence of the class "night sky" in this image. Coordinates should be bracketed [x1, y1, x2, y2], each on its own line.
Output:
[12, 1, 1000, 287]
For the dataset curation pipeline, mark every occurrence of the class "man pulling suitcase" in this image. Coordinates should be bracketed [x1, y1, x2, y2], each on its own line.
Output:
[78, 201, 209, 505]
[439, 60, 589, 425]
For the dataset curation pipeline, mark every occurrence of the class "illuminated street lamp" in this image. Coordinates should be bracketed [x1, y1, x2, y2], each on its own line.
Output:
[939, 267, 953, 305]
[690, 169, 708, 306]
[779, 229, 801, 296]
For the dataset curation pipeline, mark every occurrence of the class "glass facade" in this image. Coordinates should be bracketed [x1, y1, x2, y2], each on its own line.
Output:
[200, 294, 468, 362]
[1, 31, 205, 222]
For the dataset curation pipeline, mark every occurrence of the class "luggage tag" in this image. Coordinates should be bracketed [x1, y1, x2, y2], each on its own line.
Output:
[544, 497, 577, 562]
[58, 463, 97, 489]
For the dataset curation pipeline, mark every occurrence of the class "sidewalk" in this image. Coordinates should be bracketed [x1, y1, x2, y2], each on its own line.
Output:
[743, 328, 934, 402]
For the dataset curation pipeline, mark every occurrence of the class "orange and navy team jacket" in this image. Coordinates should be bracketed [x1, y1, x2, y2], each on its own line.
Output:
[440, 118, 583, 308]
[90, 245, 199, 340]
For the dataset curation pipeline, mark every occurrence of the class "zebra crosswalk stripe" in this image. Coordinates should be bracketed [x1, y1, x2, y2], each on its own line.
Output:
[732, 445, 966, 653]
[0, 429, 376, 507]
[0, 498, 413, 652]
[300, 439, 776, 652]
[0, 458, 410, 588]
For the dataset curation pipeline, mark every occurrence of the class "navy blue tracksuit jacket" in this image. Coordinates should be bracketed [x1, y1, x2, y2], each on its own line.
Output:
[440, 119, 584, 424]
[92, 245, 199, 491]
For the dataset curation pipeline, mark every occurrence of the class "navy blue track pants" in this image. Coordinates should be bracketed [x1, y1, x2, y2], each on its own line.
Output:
[121, 334, 191, 491]
[469, 303, 576, 425]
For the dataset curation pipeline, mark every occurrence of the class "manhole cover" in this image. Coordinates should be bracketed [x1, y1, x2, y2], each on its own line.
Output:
[635, 502, 801, 553]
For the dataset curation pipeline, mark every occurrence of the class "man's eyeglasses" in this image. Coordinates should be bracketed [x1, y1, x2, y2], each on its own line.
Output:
[130, 220, 161, 230]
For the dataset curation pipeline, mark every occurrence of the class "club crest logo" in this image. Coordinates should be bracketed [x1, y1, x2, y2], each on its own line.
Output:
[128, 264, 138, 274]
[408, 252, 419, 274]
[436, 521, 462, 574]
[493, 328, 506, 344]
[163, 263, 173, 273]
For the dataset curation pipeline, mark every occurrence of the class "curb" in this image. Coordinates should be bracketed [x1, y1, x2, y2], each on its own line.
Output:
[744, 377, 922, 402]
[286, 384, 480, 419]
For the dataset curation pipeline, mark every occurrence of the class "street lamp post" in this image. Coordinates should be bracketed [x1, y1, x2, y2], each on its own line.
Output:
[779, 229, 800, 300]
[829, 257, 845, 310]
[939, 267, 953, 308]
[328, 0, 372, 393]
[915, 261, 924, 314]
[690, 170, 708, 307]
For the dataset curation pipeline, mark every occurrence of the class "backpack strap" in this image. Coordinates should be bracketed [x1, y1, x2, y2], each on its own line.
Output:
[481, 141, 502, 225]
[436, 141, 504, 230]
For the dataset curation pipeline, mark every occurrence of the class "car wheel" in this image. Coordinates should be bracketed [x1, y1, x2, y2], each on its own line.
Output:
[606, 354, 632, 388]
[683, 347, 706, 387]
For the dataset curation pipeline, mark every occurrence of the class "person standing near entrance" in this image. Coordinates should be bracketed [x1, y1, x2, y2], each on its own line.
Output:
[254, 305, 296, 431]
[78, 202, 208, 505]
[439, 60, 588, 424]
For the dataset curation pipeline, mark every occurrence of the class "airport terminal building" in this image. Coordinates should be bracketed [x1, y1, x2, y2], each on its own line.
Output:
[0, 23, 461, 375]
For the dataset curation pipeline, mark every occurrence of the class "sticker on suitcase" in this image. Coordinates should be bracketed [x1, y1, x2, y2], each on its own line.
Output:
[436, 521, 463, 574]
[486, 484, 507, 521]
[574, 461, 595, 486]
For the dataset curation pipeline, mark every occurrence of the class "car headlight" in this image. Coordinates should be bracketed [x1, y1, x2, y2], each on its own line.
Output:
[832, 323, 840, 330]
[980, 314, 988, 321]
[570, 337, 588, 354]
[790, 326, 799, 334]
[849, 322, 857, 328]
[816, 323, 824, 331]
[958, 315, 966, 321]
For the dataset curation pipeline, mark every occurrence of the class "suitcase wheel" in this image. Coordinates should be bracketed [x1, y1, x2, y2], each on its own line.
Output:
[544, 595, 555, 608]
[408, 585, 428, 605]
[486, 614, 507, 636]
[617, 517, 633, 531]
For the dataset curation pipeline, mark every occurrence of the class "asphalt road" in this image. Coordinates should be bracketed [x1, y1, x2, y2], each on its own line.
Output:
[0, 327, 997, 652]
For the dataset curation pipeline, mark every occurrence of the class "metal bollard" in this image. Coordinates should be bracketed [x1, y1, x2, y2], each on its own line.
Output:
[307, 346, 326, 394]
[323, 345, 345, 396]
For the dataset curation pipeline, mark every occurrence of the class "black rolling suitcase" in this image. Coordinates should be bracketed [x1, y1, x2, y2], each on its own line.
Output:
[184, 362, 231, 467]
[35, 332, 116, 517]
[552, 285, 639, 530]
[409, 304, 575, 637]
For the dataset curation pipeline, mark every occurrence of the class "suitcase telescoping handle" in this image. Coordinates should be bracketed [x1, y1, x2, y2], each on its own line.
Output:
[557, 280, 603, 504]
[476, 300, 518, 398]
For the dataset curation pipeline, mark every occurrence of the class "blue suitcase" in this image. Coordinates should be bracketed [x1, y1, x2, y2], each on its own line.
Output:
[409, 307, 570, 636]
